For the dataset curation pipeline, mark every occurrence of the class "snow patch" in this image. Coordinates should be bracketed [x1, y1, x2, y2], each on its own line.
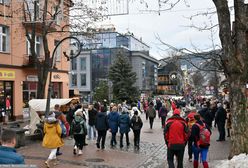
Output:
[214, 153, 248, 168]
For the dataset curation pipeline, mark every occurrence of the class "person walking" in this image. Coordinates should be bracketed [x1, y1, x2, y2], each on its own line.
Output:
[191, 113, 211, 168]
[119, 107, 131, 148]
[108, 105, 120, 147]
[0, 129, 25, 164]
[42, 113, 64, 167]
[71, 110, 87, 155]
[130, 109, 143, 150]
[185, 110, 197, 162]
[54, 104, 69, 156]
[164, 108, 188, 168]
[215, 103, 227, 141]
[146, 102, 156, 129]
[87, 104, 97, 140]
[95, 106, 109, 150]
[158, 103, 168, 128]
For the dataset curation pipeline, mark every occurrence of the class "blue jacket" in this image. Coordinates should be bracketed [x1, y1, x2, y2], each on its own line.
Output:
[0, 146, 25, 164]
[108, 111, 120, 133]
[95, 112, 109, 131]
[118, 112, 131, 134]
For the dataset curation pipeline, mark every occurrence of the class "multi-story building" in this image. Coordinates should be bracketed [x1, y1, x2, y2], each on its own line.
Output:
[70, 29, 158, 101]
[0, 0, 72, 121]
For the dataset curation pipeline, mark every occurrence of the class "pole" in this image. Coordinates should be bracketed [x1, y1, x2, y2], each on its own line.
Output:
[45, 36, 81, 117]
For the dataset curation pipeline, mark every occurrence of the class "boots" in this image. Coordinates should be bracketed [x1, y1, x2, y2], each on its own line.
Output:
[193, 160, 198, 168]
[45, 159, 52, 168]
[203, 161, 209, 168]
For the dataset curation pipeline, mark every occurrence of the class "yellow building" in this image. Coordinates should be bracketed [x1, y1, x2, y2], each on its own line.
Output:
[0, 0, 72, 121]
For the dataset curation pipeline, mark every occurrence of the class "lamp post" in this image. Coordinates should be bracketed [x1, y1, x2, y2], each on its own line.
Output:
[45, 36, 81, 117]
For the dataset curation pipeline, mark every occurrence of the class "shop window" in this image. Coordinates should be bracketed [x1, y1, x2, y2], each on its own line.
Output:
[52, 82, 61, 98]
[22, 82, 37, 108]
[0, 81, 13, 122]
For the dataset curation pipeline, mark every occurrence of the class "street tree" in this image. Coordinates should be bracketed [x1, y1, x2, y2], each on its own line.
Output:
[21, 0, 104, 98]
[109, 53, 139, 104]
[93, 81, 109, 103]
[151, 0, 248, 157]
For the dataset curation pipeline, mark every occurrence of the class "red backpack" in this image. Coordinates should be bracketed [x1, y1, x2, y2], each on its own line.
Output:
[195, 123, 211, 146]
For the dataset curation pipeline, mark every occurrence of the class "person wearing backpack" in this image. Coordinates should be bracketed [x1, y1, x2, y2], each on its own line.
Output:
[191, 113, 211, 168]
[71, 111, 87, 155]
[164, 108, 188, 168]
[158, 104, 168, 128]
[130, 109, 143, 150]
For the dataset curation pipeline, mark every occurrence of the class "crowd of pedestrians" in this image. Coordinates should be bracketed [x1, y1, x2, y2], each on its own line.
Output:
[0, 95, 231, 168]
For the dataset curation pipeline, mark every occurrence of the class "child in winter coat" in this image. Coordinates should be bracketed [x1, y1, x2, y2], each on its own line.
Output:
[130, 110, 143, 150]
[71, 111, 87, 155]
[42, 113, 64, 167]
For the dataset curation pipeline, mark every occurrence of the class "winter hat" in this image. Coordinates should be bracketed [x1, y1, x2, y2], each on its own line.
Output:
[75, 109, 83, 116]
[173, 109, 180, 115]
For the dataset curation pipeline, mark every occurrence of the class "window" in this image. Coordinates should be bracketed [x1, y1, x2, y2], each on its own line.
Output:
[54, 40, 61, 61]
[80, 57, 86, 71]
[26, 35, 43, 57]
[80, 74, 86, 86]
[0, 0, 10, 5]
[0, 26, 9, 52]
[71, 58, 77, 70]
[71, 74, 77, 87]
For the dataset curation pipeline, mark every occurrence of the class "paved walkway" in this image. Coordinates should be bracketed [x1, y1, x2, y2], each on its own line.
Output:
[18, 113, 230, 168]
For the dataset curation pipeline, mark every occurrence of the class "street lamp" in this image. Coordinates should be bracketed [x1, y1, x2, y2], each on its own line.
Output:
[45, 36, 82, 117]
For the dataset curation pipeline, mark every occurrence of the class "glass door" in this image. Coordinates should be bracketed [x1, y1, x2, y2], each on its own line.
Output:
[0, 81, 13, 122]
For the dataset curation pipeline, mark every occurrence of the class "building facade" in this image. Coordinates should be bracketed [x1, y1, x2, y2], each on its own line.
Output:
[0, 0, 72, 121]
[70, 30, 158, 101]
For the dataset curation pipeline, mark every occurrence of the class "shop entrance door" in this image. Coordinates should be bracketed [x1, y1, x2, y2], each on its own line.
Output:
[0, 81, 14, 122]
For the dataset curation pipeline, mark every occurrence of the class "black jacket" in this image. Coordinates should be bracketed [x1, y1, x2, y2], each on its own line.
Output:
[88, 108, 98, 126]
[215, 107, 227, 124]
[95, 112, 109, 131]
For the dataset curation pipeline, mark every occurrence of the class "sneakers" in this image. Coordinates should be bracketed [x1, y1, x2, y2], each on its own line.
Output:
[96, 143, 100, 149]
[78, 150, 83, 155]
[56, 151, 62, 156]
[73, 146, 77, 155]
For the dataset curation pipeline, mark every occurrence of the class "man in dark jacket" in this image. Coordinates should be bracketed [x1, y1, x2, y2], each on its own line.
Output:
[164, 109, 188, 168]
[0, 129, 25, 164]
[215, 103, 227, 141]
[191, 113, 211, 168]
[108, 105, 120, 147]
[87, 104, 97, 140]
[146, 102, 156, 129]
[158, 104, 168, 128]
[95, 106, 109, 149]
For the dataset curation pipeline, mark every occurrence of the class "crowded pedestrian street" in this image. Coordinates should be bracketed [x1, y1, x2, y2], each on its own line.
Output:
[18, 112, 230, 168]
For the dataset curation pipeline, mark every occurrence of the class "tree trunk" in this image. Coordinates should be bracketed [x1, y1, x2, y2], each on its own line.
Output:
[36, 62, 49, 99]
[229, 77, 248, 158]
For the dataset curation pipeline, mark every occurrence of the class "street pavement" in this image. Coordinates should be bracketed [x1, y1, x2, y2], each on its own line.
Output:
[18, 113, 230, 168]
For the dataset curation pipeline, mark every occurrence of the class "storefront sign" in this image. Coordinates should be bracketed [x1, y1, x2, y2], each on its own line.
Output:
[27, 75, 38, 82]
[53, 74, 61, 79]
[0, 70, 15, 79]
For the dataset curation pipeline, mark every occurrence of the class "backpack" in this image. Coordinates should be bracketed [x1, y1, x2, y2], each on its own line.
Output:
[195, 123, 211, 146]
[132, 116, 142, 130]
[73, 120, 82, 134]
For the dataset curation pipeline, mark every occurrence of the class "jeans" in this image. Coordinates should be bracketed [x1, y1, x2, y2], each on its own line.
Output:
[120, 132, 130, 147]
[217, 122, 226, 140]
[111, 132, 117, 146]
[149, 117, 154, 129]
[133, 130, 141, 147]
[192, 145, 208, 162]
[48, 148, 57, 160]
[167, 147, 185, 168]
[97, 130, 107, 148]
[74, 134, 85, 150]
[88, 125, 97, 140]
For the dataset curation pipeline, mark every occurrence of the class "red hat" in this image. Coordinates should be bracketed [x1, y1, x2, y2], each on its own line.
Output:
[173, 109, 180, 115]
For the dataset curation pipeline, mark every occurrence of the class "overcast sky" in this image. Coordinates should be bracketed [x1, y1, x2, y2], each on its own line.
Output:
[100, 0, 221, 60]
